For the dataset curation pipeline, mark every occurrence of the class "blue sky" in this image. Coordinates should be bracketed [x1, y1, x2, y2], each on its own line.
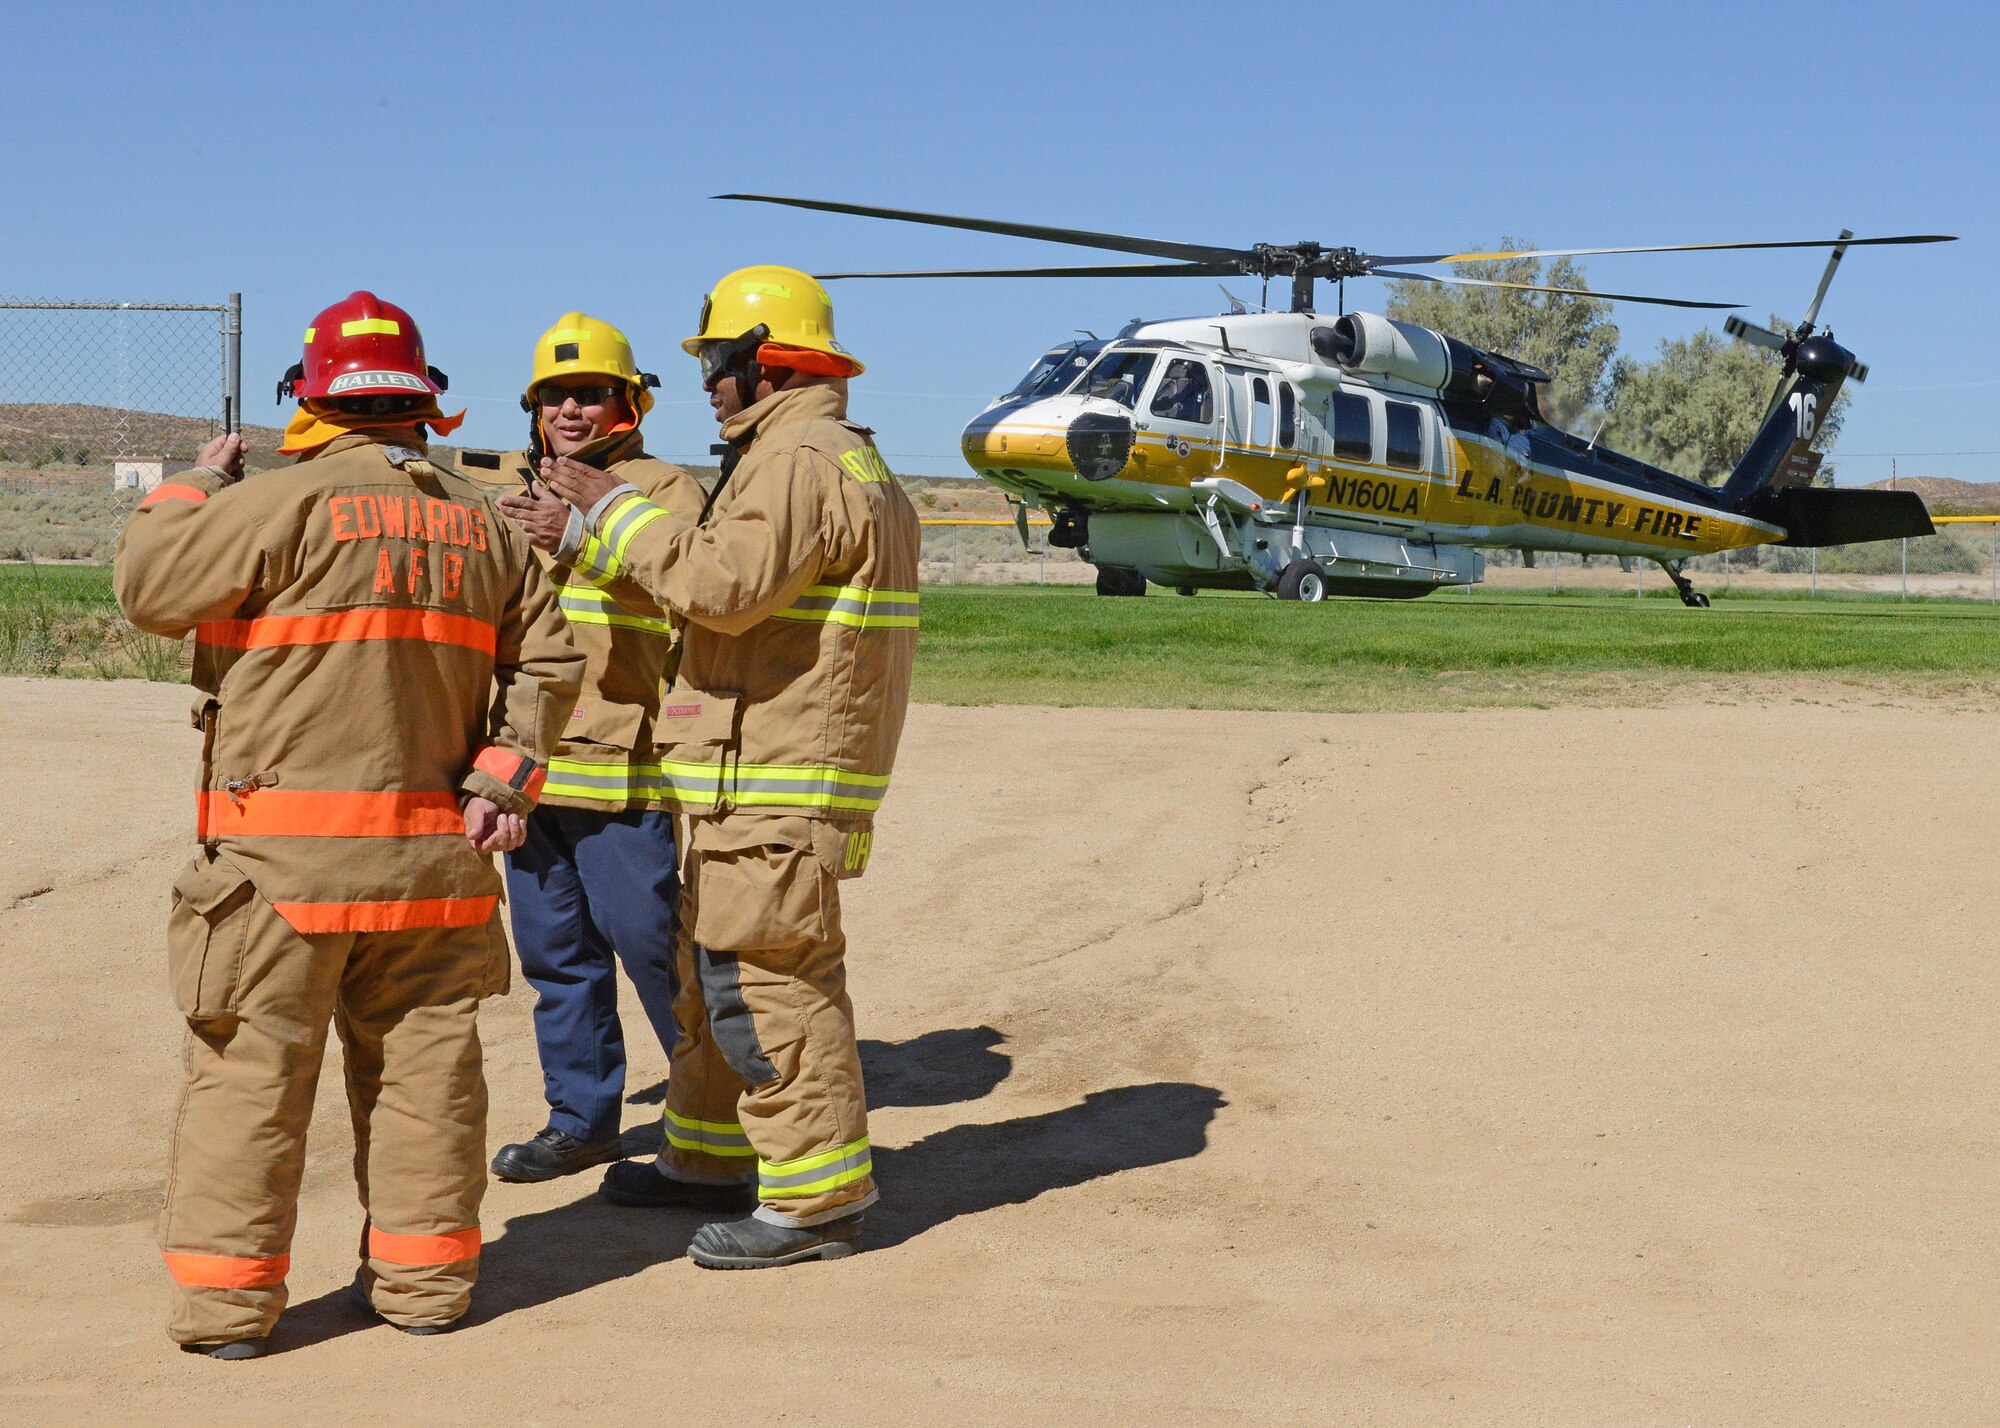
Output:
[3, 0, 1989, 482]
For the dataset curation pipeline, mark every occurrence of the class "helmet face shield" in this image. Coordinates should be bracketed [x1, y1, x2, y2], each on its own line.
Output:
[696, 324, 770, 390]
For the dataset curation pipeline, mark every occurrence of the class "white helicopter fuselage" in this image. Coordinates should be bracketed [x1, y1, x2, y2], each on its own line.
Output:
[960, 310, 1780, 596]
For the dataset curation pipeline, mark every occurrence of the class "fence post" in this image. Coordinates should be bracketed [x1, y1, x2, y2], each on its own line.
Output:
[1901, 537, 1908, 601]
[1722, 549, 1730, 592]
[1039, 529, 1047, 586]
[1811, 547, 1817, 598]
[1551, 550, 1560, 595]
[951, 525, 960, 585]
[1991, 524, 1996, 605]
[224, 292, 242, 434]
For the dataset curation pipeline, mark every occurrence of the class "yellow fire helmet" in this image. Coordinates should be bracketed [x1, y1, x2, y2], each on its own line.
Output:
[683, 265, 864, 376]
[521, 312, 659, 416]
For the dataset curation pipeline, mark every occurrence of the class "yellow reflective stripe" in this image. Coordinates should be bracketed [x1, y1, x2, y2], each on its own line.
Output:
[665, 1109, 748, 1136]
[556, 583, 673, 634]
[599, 492, 668, 563]
[740, 280, 793, 298]
[759, 1135, 872, 1197]
[542, 756, 663, 801]
[340, 317, 402, 337]
[664, 1108, 757, 1158]
[655, 760, 892, 813]
[569, 530, 623, 587]
[837, 448, 895, 484]
[302, 326, 317, 344]
[769, 584, 920, 631]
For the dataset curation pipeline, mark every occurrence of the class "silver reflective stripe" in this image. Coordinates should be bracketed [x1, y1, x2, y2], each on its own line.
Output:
[758, 1138, 873, 1196]
[664, 1109, 755, 1158]
[603, 492, 668, 561]
[556, 583, 673, 634]
[769, 584, 920, 630]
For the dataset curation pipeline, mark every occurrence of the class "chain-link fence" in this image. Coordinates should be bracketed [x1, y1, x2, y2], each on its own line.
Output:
[0, 295, 240, 563]
[0, 295, 241, 468]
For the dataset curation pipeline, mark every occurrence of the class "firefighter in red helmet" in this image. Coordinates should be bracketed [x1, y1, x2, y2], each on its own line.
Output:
[117, 291, 583, 1356]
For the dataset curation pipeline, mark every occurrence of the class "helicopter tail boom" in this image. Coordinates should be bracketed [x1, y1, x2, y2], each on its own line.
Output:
[1716, 334, 1858, 512]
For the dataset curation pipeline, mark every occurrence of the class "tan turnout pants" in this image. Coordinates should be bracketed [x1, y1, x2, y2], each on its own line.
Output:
[158, 849, 504, 1344]
[656, 814, 876, 1226]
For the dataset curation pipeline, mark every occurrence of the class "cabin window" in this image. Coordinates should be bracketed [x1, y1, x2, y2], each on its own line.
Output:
[1075, 350, 1157, 409]
[1385, 401, 1424, 471]
[1005, 341, 1104, 401]
[1332, 390, 1373, 463]
[1149, 359, 1212, 424]
[1250, 378, 1272, 447]
[1277, 384, 1296, 447]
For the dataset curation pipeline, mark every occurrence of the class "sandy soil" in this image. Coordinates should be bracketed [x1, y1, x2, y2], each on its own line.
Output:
[0, 677, 1994, 1425]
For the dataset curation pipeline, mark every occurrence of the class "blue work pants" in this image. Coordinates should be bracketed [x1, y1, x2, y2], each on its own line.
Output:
[503, 805, 680, 1143]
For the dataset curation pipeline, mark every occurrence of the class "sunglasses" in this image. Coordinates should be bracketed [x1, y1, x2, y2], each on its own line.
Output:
[537, 383, 620, 408]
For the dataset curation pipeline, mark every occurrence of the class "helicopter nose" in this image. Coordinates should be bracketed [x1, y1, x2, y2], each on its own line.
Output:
[1067, 410, 1134, 482]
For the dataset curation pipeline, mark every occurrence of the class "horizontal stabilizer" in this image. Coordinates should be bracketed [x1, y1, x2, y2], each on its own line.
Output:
[1749, 487, 1935, 547]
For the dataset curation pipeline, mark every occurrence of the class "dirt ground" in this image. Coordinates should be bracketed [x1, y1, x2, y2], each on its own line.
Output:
[1, 677, 1995, 1424]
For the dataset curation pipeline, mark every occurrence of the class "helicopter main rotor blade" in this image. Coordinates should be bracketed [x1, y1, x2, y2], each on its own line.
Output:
[815, 261, 1247, 280]
[1368, 233, 1956, 266]
[716, 193, 1247, 266]
[1371, 269, 1740, 310]
[1799, 228, 1854, 331]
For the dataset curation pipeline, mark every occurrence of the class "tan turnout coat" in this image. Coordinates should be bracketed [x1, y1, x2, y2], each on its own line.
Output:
[460, 431, 704, 811]
[115, 430, 582, 935]
[576, 383, 919, 862]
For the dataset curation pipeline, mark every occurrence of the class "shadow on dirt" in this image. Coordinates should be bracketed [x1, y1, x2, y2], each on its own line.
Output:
[624, 1024, 1014, 1118]
[274, 1070, 1220, 1343]
[866, 1081, 1225, 1249]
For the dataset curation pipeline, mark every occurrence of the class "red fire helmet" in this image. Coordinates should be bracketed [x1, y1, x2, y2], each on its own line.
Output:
[278, 291, 449, 402]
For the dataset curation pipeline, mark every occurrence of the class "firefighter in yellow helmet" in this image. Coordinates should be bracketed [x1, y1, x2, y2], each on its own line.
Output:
[543, 266, 919, 1267]
[458, 315, 705, 1184]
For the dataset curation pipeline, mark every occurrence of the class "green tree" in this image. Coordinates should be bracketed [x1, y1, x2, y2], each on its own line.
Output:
[1384, 239, 1620, 427]
[1601, 320, 1846, 486]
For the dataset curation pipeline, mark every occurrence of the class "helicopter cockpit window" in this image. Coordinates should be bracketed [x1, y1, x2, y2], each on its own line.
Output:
[1250, 378, 1272, 447]
[1074, 350, 1158, 409]
[1385, 401, 1424, 471]
[1332, 390, 1373, 463]
[1278, 384, 1296, 448]
[1148, 360, 1212, 424]
[1005, 341, 1105, 402]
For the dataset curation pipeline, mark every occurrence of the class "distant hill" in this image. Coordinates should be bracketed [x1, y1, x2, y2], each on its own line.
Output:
[0, 403, 460, 475]
[1858, 475, 2000, 514]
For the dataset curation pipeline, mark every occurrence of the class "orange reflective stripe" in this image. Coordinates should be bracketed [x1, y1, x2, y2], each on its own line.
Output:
[272, 895, 498, 934]
[199, 789, 465, 838]
[197, 608, 497, 656]
[368, 1225, 481, 1265]
[162, 1250, 290, 1289]
[138, 483, 210, 509]
[473, 745, 546, 800]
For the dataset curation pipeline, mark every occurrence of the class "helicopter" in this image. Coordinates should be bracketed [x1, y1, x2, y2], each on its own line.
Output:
[718, 195, 1954, 604]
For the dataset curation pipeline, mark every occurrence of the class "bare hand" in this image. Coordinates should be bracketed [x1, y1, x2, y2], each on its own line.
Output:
[462, 795, 526, 854]
[496, 483, 572, 555]
[196, 432, 247, 481]
[539, 454, 620, 513]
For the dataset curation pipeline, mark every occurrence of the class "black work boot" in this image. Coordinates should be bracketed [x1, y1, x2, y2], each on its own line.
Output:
[348, 1277, 456, 1336]
[597, 1159, 755, 1212]
[490, 1127, 622, 1183]
[179, 1337, 268, 1360]
[687, 1212, 864, 1270]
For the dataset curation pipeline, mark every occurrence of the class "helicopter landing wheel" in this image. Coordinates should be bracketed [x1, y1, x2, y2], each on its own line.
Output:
[1660, 558, 1709, 608]
[1175, 584, 1197, 597]
[1094, 566, 1147, 597]
[1276, 559, 1329, 603]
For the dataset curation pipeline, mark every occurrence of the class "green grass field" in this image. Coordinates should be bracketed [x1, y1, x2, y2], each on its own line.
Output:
[8, 565, 2000, 707]
[910, 584, 2000, 710]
